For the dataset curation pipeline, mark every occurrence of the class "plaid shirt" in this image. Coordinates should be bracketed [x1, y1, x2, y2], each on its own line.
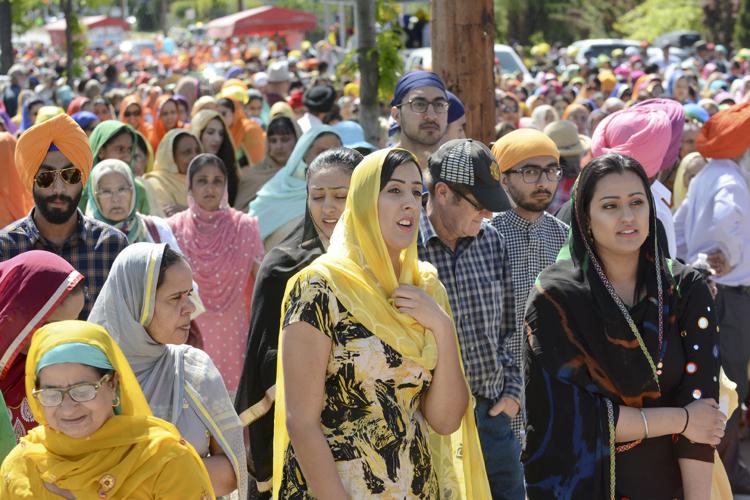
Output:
[0, 209, 128, 319]
[490, 209, 569, 439]
[417, 212, 520, 403]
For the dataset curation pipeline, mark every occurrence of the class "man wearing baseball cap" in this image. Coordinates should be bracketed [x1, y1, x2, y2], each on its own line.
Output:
[390, 71, 449, 171]
[417, 139, 522, 499]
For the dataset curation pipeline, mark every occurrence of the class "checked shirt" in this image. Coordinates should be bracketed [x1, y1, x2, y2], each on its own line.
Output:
[417, 212, 521, 407]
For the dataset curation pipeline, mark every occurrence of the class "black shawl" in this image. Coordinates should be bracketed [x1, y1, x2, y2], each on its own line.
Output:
[234, 209, 323, 490]
[523, 175, 719, 499]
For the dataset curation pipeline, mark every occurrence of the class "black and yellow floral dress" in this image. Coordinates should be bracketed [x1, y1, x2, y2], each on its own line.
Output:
[278, 273, 440, 498]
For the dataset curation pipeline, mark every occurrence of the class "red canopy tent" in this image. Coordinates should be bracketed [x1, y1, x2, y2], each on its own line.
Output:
[207, 6, 317, 39]
[45, 16, 131, 47]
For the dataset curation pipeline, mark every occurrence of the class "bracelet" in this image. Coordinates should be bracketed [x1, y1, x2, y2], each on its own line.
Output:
[680, 407, 690, 434]
[639, 409, 649, 439]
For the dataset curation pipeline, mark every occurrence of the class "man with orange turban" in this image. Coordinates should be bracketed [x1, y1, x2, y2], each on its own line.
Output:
[490, 128, 569, 448]
[0, 113, 127, 319]
[674, 101, 750, 494]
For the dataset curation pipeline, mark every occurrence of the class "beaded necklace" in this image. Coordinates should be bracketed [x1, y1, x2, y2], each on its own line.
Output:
[575, 203, 664, 455]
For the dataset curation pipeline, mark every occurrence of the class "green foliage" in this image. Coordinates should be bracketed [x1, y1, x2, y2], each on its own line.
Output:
[735, 0, 750, 47]
[170, 0, 247, 25]
[615, 0, 702, 41]
[336, 0, 404, 102]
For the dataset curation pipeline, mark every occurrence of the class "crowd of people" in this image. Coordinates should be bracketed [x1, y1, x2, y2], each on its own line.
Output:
[0, 32, 748, 499]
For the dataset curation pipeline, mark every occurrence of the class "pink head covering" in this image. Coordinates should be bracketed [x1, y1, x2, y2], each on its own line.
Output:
[590, 106, 672, 177]
[633, 98, 685, 171]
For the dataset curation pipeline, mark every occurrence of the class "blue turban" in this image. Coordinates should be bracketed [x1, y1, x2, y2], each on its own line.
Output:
[72, 111, 98, 132]
[447, 91, 465, 124]
[684, 103, 709, 124]
[391, 71, 446, 106]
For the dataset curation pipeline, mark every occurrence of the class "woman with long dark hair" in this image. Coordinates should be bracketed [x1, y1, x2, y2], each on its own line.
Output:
[524, 153, 725, 499]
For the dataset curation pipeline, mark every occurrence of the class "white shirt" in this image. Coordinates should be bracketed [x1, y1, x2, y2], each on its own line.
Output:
[297, 112, 322, 134]
[674, 159, 750, 286]
[651, 180, 676, 258]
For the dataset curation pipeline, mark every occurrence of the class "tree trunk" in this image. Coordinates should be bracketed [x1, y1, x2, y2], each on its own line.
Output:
[62, 0, 75, 86]
[703, 0, 735, 46]
[355, 0, 379, 146]
[431, 0, 496, 146]
[238, 0, 244, 12]
[0, 0, 13, 74]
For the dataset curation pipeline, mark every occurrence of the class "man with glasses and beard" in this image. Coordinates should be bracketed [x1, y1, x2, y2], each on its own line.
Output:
[390, 71, 449, 171]
[417, 139, 520, 499]
[490, 129, 569, 449]
[0, 114, 127, 319]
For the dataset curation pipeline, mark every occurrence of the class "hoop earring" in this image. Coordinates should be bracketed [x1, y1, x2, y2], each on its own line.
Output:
[112, 396, 121, 408]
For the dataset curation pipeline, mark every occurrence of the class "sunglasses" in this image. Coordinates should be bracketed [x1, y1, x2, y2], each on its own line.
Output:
[32, 373, 112, 407]
[123, 109, 141, 118]
[34, 167, 83, 188]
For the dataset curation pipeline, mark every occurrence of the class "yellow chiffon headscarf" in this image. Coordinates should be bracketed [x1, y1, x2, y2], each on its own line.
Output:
[142, 128, 202, 209]
[0, 320, 215, 499]
[272, 148, 490, 498]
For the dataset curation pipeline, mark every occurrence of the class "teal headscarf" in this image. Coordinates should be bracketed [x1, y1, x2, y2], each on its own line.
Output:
[249, 125, 341, 239]
[79, 121, 152, 215]
[85, 159, 149, 243]
[35, 342, 113, 375]
[35, 342, 120, 415]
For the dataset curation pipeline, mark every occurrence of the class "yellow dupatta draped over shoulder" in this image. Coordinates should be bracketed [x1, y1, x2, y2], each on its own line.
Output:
[272, 148, 490, 498]
[0, 320, 214, 499]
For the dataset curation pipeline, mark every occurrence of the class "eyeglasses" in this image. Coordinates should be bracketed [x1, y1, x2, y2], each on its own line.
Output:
[96, 187, 133, 200]
[450, 186, 484, 211]
[32, 373, 112, 407]
[34, 167, 83, 188]
[507, 165, 562, 184]
[498, 104, 519, 113]
[397, 97, 450, 114]
[123, 109, 141, 118]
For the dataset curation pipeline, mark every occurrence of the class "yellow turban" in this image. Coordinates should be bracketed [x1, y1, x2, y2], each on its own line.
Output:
[15, 113, 93, 190]
[492, 128, 560, 172]
[34, 106, 65, 125]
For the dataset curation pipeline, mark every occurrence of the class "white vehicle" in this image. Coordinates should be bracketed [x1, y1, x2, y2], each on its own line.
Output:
[403, 44, 531, 80]
[568, 38, 641, 66]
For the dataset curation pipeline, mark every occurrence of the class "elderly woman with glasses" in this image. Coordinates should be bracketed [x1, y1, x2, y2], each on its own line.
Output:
[0, 320, 215, 499]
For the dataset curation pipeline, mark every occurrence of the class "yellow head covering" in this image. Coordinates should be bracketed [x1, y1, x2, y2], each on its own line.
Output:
[34, 106, 65, 125]
[142, 129, 202, 208]
[15, 113, 93, 191]
[0, 320, 215, 499]
[192, 96, 218, 118]
[672, 151, 706, 212]
[273, 148, 490, 498]
[492, 128, 560, 172]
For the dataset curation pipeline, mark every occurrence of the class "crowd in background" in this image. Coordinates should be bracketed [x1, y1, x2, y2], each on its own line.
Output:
[0, 32, 748, 499]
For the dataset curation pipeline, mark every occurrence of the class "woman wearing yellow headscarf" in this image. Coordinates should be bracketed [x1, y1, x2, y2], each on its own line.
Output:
[143, 129, 203, 216]
[0, 320, 214, 499]
[274, 148, 489, 498]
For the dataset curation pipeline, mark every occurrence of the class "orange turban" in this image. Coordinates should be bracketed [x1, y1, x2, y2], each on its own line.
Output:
[14, 113, 93, 191]
[696, 101, 750, 159]
[492, 129, 560, 172]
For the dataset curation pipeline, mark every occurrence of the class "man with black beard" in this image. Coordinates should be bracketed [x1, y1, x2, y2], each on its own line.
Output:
[490, 129, 569, 446]
[0, 114, 127, 318]
[390, 71, 449, 171]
